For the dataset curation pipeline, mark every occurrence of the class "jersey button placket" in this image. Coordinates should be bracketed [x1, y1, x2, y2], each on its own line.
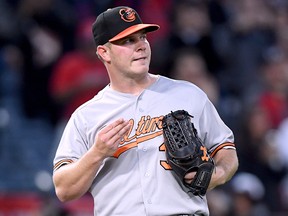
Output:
[136, 92, 154, 209]
[144, 170, 150, 177]
[137, 93, 145, 113]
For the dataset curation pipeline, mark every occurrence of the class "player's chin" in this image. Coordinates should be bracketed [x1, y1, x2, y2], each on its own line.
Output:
[132, 65, 150, 74]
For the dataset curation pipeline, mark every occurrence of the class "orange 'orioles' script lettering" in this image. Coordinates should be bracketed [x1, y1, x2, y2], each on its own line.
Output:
[113, 115, 163, 158]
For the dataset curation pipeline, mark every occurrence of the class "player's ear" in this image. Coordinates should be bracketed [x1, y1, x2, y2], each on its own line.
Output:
[97, 44, 111, 62]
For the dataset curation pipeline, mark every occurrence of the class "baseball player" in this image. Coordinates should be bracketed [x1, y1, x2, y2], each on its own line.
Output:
[53, 6, 238, 216]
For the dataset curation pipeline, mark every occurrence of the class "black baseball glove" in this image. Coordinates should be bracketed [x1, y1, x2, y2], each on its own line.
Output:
[162, 110, 214, 196]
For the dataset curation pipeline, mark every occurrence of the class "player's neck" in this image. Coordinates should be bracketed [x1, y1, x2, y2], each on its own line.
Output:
[109, 73, 158, 95]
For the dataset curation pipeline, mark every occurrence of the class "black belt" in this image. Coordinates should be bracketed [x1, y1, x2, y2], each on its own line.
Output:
[173, 214, 203, 216]
[172, 214, 193, 216]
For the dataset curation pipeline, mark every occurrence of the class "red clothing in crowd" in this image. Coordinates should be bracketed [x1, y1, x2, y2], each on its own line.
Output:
[50, 51, 109, 119]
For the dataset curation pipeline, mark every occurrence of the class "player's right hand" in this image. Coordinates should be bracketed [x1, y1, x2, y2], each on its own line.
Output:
[92, 118, 130, 159]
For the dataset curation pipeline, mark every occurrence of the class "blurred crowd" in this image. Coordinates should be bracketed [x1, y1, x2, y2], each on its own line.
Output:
[1, 0, 288, 215]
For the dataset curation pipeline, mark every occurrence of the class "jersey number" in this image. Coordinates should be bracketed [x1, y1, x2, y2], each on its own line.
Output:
[159, 143, 172, 170]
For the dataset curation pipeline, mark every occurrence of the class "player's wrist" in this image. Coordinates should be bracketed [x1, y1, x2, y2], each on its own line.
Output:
[209, 166, 226, 190]
[88, 146, 108, 164]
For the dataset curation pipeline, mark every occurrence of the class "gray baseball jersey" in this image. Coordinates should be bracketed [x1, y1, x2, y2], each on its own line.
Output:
[53, 75, 235, 216]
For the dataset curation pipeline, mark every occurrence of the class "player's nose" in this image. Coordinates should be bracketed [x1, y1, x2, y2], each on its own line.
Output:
[136, 39, 147, 51]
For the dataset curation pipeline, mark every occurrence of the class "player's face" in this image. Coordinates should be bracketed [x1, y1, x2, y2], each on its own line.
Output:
[108, 30, 151, 78]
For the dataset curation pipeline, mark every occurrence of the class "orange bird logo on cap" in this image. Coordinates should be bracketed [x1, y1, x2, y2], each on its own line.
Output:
[119, 8, 136, 22]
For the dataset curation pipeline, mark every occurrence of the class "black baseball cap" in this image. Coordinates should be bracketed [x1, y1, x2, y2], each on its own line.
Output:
[92, 6, 160, 47]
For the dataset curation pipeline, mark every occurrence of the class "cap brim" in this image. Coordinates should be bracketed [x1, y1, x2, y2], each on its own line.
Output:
[109, 24, 160, 42]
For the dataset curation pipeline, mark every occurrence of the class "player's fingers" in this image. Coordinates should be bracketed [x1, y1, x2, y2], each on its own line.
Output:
[108, 120, 131, 144]
[184, 172, 196, 184]
[108, 120, 129, 136]
[100, 118, 126, 134]
[94, 120, 130, 157]
[99, 119, 130, 145]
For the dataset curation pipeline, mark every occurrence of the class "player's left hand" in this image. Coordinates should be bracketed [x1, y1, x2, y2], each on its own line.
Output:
[185, 167, 228, 191]
[184, 172, 196, 184]
[184, 169, 219, 191]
